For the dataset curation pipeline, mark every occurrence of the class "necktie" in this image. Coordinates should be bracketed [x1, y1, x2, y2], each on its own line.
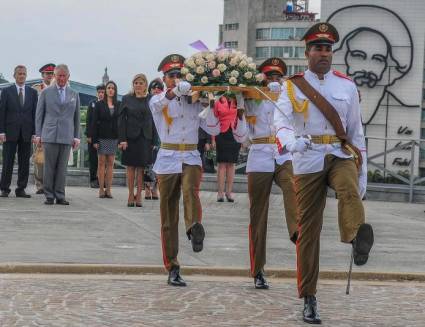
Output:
[59, 88, 65, 103]
[19, 88, 24, 107]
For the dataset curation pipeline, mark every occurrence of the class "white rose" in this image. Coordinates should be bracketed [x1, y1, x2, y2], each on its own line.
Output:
[244, 71, 253, 79]
[248, 63, 257, 70]
[217, 63, 227, 72]
[201, 76, 209, 84]
[206, 53, 215, 62]
[186, 73, 195, 82]
[196, 66, 205, 74]
[239, 60, 248, 68]
[180, 67, 189, 75]
[186, 59, 196, 68]
[229, 58, 238, 66]
[207, 61, 216, 69]
[229, 77, 238, 85]
[230, 70, 239, 78]
[195, 57, 205, 66]
[194, 53, 203, 59]
[255, 73, 265, 82]
[247, 57, 253, 63]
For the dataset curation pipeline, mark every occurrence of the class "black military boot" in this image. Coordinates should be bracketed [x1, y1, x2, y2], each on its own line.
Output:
[352, 223, 374, 266]
[254, 271, 269, 289]
[167, 267, 186, 287]
[303, 295, 321, 324]
[187, 222, 205, 253]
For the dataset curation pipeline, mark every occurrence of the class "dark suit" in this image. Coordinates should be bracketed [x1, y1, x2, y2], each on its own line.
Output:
[89, 100, 120, 144]
[86, 100, 98, 182]
[0, 85, 38, 193]
[118, 95, 153, 142]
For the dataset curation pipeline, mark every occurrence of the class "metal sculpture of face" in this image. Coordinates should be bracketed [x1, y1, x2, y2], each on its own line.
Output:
[345, 30, 389, 88]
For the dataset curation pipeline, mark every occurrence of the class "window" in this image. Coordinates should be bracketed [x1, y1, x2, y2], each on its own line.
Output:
[286, 65, 294, 76]
[294, 65, 307, 74]
[256, 47, 270, 59]
[294, 46, 306, 58]
[422, 109, 425, 121]
[225, 23, 239, 31]
[256, 28, 270, 40]
[271, 28, 294, 40]
[224, 41, 238, 49]
[271, 46, 293, 58]
[295, 28, 308, 39]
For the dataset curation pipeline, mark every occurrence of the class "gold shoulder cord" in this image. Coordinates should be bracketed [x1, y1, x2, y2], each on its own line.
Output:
[162, 106, 173, 134]
[287, 80, 309, 121]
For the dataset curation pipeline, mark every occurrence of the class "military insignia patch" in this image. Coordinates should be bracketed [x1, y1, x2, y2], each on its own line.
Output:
[319, 24, 328, 32]
[272, 58, 279, 65]
[171, 55, 179, 63]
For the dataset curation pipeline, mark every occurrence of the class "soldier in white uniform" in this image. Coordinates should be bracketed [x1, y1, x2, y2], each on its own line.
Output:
[32, 63, 55, 194]
[274, 23, 374, 324]
[239, 58, 298, 290]
[149, 54, 247, 287]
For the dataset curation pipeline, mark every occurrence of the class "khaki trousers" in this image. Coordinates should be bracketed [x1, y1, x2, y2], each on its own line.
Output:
[157, 164, 202, 271]
[248, 160, 298, 276]
[294, 155, 365, 297]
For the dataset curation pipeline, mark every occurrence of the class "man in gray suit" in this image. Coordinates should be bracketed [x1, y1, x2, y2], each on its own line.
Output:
[35, 64, 80, 205]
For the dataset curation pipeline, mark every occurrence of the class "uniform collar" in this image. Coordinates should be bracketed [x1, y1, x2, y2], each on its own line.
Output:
[305, 69, 332, 81]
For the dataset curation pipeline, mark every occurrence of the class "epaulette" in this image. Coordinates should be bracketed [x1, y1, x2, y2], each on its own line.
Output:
[333, 70, 353, 82]
[288, 72, 304, 79]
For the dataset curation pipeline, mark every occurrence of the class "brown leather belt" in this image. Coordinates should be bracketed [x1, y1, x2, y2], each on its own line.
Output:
[161, 143, 198, 151]
[310, 135, 340, 144]
[251, 136, 276, 144]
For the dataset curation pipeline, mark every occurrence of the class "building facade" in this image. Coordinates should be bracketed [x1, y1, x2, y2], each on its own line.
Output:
[219, 0, 316, 75]
[322, 0, 425, 178]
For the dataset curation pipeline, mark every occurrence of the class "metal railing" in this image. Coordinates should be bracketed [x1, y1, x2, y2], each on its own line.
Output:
[366, 136, 425, 202]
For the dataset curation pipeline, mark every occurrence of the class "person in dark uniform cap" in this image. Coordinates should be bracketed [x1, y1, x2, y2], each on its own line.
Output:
[86, 84, 106, 188]
[148, 54, 224, 287]
[274, 22, 374, 324]
[32, 63, 56, 194]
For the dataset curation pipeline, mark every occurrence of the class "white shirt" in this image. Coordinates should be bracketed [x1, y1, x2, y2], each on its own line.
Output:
[274, 69, 367, 190]
[149, 92, 221, 174]
[15, 83, 25, 103]
[243, 100, 292, 173]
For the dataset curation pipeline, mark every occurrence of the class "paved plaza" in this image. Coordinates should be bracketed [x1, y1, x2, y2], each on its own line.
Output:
[0, 186, 424, 326]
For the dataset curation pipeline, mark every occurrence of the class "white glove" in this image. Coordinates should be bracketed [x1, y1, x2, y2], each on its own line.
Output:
[286, 137, 310, 154]
[235, 92, 245, 109]
[268, 82, 281, 93]
[173, 81, 191, 97]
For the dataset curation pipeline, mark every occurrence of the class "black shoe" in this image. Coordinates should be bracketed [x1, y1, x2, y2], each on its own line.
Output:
[167, 268, 186, 287]
[15, 190, 31, 198]
[44, 198, 54, 205]
[303, 295, 321, 324]
[0, 191, 9, 197]
[225, 193, 234, 203]
[35, 189, 44, 195]
[254, 271, 269, 289]
[187, 222, 205, 253]
[90, 180, 99, 188]
[352, 223, 374, 266]
[56, 199, 70, 205]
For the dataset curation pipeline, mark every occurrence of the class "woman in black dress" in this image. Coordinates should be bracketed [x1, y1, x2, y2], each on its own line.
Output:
[90, 81, 120, 199]
[118, 74, 156, 207]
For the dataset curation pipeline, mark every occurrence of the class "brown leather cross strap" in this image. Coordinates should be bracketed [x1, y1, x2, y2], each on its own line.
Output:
[290, 76, 363, 167]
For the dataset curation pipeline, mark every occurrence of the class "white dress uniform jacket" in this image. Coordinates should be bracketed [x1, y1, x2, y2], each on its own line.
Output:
[274, 69, 367, 192]
[149, 92, 220, 174]
[243, 100, 292, 173]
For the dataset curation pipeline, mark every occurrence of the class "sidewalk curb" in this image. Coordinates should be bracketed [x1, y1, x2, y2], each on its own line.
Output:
[0, 263, 424, 282]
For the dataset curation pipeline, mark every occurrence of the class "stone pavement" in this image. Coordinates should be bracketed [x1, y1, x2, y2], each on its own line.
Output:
[0, 186, 424, 274]
[0, 274, 423, 327]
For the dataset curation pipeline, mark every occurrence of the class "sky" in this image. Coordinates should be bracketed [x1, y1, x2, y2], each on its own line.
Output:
[1, 0, 320, 90]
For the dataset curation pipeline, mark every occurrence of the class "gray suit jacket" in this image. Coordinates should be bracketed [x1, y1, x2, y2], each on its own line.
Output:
[35, 85, 80, 145]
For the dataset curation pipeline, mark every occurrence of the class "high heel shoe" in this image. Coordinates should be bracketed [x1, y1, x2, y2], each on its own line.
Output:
[127, 194, 135, 207]
[99, 189, 106, 198]
[225, 193, 234, 203]
[135, 194, 142, 207]
[105, 191, 113, 199]
[217, 193, 224, 202]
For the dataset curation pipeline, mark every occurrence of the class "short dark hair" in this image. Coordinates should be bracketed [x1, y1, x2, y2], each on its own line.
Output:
[148, 78, 164, 94]
[96, 84, 106, 91]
